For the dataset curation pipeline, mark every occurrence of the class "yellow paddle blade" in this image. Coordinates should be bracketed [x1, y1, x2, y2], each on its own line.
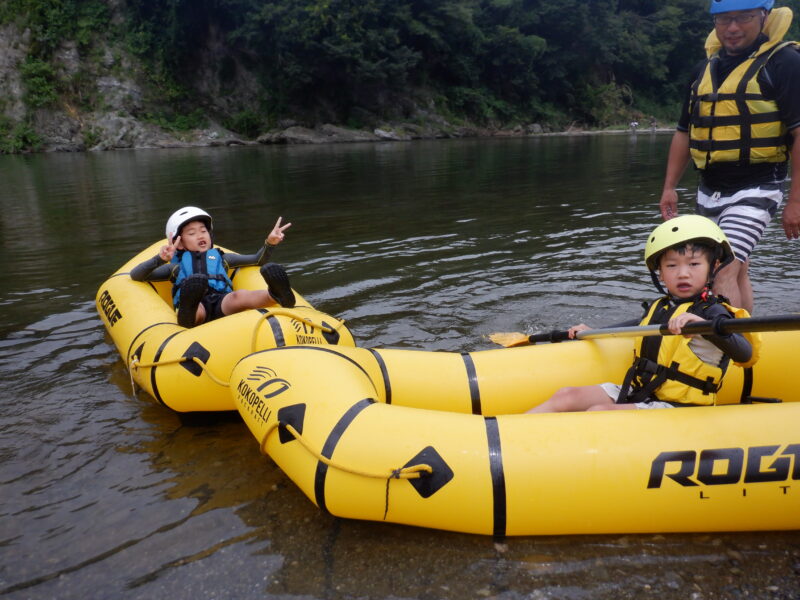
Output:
[488, 331, 530, 347]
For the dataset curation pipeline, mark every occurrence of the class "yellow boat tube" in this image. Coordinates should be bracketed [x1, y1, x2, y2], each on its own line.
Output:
[231, 338, 799, 536]
[97, 241, 355, 412]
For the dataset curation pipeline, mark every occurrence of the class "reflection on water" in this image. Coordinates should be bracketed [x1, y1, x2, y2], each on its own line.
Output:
[1, 136, 799, 599]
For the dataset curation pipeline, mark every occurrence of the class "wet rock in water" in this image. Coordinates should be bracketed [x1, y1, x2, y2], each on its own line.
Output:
[318, 123, 379, 142]
[726, 548, 745, 563]
[257, 124, 379, 145]
[374, 127, 404, 141]
[663, 570, 683, 590]
[257, 125, 320, 144]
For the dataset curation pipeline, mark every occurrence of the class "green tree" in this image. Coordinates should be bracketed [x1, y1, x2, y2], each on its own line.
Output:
[119, 0, 755, 127]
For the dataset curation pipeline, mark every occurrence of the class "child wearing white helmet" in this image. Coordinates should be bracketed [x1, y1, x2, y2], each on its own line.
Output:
[131, 206, 295, 328]
[529, 215, 759, 413]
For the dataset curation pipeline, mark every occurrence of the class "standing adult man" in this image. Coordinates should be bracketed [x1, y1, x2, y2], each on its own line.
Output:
[659, 0, 800, 313]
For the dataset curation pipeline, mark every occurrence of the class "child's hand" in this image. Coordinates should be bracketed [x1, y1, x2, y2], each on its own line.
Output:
[567, 324, 591, 339]
[159, 235, 179, 262]
[266, 216, 292, 246]
[668, 312, 703, 337]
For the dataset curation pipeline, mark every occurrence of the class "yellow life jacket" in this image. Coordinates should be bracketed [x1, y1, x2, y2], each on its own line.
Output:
[689, 7, 797, 169]
[620, 297, 760, 406]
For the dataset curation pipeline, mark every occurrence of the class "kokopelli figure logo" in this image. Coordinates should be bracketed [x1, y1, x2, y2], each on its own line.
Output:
[292, 319, 313, 335]
[247, 366, 291, 398]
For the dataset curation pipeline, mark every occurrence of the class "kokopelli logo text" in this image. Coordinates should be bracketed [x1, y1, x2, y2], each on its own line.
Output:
[237, 366, 292, 423]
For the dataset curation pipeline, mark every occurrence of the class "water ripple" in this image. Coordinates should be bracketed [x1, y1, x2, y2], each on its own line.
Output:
[2, 137, 799, 599]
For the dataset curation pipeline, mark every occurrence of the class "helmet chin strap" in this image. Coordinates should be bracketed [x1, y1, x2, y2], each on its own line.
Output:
[712, 254, 732, 277]
[649, 270, 668, 297]
[707, 254, 732, 291]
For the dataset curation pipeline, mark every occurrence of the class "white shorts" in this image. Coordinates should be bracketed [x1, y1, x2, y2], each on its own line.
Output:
[599, 383, 675, 410]
[696, 183, 783, 262]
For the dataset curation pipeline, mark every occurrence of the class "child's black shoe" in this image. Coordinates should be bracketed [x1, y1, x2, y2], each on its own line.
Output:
[261, 263, 296, 308]
[177, 274, 208, 327]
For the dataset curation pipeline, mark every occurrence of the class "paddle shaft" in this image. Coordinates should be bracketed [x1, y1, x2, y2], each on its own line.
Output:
[527, 313, 800, 344]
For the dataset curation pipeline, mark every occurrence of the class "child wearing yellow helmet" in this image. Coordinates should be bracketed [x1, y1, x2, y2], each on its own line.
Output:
[529, 215, 757, 412]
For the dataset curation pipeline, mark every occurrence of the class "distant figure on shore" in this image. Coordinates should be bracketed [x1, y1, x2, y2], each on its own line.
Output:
[629, 120, 639, 133]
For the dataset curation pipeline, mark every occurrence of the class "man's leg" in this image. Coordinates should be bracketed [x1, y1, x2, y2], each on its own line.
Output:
[738, 258, 753, 314]
[712, 258, 749, 312]
[696, 185, 780, 313]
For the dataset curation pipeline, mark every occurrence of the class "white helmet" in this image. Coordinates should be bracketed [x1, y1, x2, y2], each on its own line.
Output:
[165, 206, 212, 242]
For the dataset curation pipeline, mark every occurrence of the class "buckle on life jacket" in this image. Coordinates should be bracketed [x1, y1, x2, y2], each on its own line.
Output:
[619, 358, 719, 404]
[618, 357, 666, 404]
[634, 356, 659, 376]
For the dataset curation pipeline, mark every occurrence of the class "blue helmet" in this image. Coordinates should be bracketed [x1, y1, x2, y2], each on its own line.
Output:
[709, 0, 774, 14]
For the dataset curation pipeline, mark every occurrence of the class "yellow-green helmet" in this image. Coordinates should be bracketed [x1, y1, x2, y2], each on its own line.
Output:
[645, 215, 735, 272]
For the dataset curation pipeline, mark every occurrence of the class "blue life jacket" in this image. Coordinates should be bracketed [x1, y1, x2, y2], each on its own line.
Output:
[171, 248, 233, 307]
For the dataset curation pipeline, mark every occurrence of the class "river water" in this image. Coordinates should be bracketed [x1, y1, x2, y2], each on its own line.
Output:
[1, 135, 798, 599]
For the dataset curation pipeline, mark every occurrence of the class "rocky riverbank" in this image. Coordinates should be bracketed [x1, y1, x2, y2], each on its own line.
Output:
[16, 105, 674, 153]
[11, 116, 676, 154]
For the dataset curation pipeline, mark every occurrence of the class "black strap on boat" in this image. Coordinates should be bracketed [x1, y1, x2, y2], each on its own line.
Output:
[484, 417, 507, 540]
[368, 348, 392, 405]
[461, 353, 482, 415]
[314, 398, 375, 515]
[739, 367, 782, 404]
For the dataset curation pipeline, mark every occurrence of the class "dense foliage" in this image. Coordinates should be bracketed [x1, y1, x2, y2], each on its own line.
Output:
[3, 0, 800, 149]
[122, 0, 724, 127]
[1, 0, 108, 56]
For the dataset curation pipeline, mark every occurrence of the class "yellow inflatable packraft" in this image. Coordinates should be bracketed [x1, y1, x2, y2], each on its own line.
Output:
[97, 242, 356, 412]
[232, 340, 799, 536]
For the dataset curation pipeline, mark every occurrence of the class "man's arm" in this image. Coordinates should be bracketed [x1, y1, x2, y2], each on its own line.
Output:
[781, 127, 800, 239]
[659, 130, 691, 221]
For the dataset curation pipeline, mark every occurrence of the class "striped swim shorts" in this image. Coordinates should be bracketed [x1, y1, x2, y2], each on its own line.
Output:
[696, 182, 784, 262]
